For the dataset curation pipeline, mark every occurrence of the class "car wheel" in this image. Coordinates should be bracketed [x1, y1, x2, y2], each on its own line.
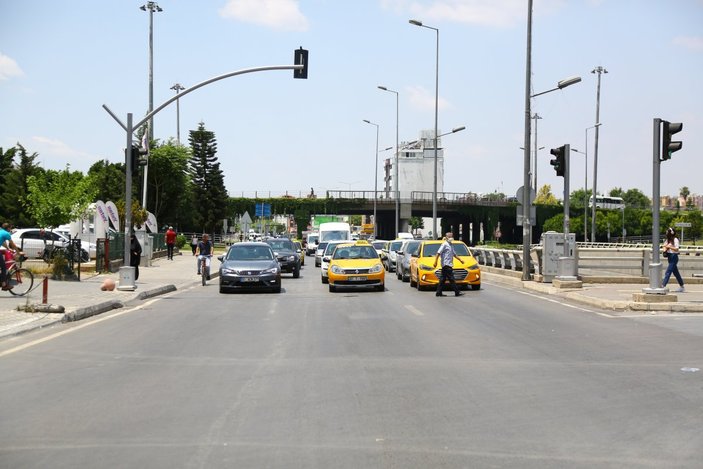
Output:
[402, 272, 410, 283]
[273, 286, 282, 293]
[410, 274, 416, 288]
[293, 267, 300, 279]
[376, 284, 385, 292]
[328, 284, 336, 293]
[396, 268, 402, 280]
[321, 275, 328, 284]
[471, 283, 481, 291]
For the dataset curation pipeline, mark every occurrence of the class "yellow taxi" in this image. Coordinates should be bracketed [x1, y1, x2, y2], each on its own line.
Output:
[409, 239, 481, 291]
[326, 240, 385, 292]
[293, 240, 305, 266]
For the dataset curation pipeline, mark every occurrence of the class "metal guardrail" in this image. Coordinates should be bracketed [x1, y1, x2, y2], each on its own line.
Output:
[473, 245, 703, 278]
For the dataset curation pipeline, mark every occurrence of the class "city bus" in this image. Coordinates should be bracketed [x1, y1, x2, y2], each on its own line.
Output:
[589, 196, 625, 210]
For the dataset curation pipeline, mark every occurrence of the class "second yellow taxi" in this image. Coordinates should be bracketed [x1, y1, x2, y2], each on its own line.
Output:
[409, 239, 481, 291]
[326, 240, 385, 292]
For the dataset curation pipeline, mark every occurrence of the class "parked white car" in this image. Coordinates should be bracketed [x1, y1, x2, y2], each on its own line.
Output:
[320, 240, 351, 284]
[11, 228, 95, 261]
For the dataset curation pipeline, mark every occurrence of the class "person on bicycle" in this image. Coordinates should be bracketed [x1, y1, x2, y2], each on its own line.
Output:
[0, 223, 21, 290]
[196, 233, 213, 280]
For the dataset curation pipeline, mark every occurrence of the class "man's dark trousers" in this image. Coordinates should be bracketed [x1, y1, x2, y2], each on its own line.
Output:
[436, 265, 460, 296]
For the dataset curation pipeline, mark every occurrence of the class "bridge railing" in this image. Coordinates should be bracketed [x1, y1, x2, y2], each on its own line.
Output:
[325, 190, 515, 206]
[472, 245, 703, 278]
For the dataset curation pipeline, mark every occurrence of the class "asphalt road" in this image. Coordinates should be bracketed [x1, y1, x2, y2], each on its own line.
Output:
[1, 261, 702, 468]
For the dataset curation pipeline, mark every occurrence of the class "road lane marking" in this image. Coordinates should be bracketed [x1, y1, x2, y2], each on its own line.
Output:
[404, 304, 424, 316]
[488, 281, 615, 317]
[0, 297, 163, 358]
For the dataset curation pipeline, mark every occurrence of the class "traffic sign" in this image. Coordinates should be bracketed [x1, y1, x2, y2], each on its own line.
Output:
[516, 185, 536, 205]
[240, 211, 253, 224]
[675, 222, 692, 228]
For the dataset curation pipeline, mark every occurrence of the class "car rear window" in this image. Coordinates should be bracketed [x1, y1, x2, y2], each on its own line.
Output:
[227, 246, 273, 261]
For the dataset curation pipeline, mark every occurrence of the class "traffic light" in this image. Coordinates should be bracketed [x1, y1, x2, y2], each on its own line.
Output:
[294, 47, 308, 79]
[661, 120, 683, 161]
[131, 145, 148, 169]
[550, 145, 566, 177]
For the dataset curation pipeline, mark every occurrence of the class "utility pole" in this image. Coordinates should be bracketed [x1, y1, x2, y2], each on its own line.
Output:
[590, 65, 607, 241]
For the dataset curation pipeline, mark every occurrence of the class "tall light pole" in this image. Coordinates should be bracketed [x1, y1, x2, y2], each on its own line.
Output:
[570, 147, 588, 241]
[409, 19, 439, 239]
[140, 2, 162, 143]
[363, 119, 380, 239]
[170, 83, 185, 145]
[532, 113, 542, 190]
[140, 2, 162, 211]
[377, 85, 399, 236]
[520, 0, 582, 280]
[590, 65, 607, 241]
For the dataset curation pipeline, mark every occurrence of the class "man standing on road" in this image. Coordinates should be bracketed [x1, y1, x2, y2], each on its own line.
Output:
[433, 232, 465, 297]
[165, 226, 177, 260]
[130, 233, 142, 281]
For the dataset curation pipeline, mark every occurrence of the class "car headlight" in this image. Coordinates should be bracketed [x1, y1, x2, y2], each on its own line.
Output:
[263, 266, 279, 274]
[468, 263, 480, 270]
[222, 268, 237, 275]
[288, 255, 296, 262]
[330, 265, 344, 274]
[419, 263, 435, 271]
[370, 264, 383, 273]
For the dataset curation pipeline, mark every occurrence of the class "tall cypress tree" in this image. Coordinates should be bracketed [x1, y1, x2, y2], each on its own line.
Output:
[187, 122, 228, 234]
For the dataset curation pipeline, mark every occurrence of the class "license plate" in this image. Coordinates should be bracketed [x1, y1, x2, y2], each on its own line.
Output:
[242, 277, 258, 282]
[348, 276, 367, 282]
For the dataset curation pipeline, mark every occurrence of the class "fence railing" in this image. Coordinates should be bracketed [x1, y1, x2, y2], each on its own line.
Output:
[472, 245, 703, 279]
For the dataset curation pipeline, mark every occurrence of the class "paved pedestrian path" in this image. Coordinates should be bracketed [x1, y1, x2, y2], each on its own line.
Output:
[1, 253, 701, 339]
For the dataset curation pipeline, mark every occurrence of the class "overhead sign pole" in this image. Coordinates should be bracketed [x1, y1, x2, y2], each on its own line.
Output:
[103, 56, 307, 291]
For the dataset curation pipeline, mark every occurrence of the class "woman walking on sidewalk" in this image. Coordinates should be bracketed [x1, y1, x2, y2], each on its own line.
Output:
[662, 227, 685, 292]
[190, 234, 198, 256]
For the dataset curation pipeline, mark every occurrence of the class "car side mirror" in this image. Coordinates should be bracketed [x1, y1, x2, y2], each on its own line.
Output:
[217, 255, 224, 262]
[323, 256, 330, 262]
[397, 251, 404, 255]
[411, 252, 419, 258]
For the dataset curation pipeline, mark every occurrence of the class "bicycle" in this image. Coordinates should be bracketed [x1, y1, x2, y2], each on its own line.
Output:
[200, 254, 212, 286]
[3, 250, 34, 296]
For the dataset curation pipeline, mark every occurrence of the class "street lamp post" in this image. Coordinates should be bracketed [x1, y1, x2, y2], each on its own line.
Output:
[140, 1, 163, 211]
[590, 65, 607, 241]
[377, 85, 399, 236]
[520, 0, 582, 280]
[363, 119, 380, 239]
[532, 113, 542, 190]
[409, 19, 440, 239]
[170, 83, 185, 144]
[570, 147, 588, 242]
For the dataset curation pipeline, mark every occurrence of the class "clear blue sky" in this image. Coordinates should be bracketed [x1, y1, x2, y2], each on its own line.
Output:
[1, 0, 701, 200]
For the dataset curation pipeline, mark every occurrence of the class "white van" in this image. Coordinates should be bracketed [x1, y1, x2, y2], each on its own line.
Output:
[319, 222, 351, 243]
[306, 232, 319, 256]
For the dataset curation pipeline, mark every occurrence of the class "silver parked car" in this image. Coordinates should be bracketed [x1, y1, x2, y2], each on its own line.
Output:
[396, 239, 421, 282]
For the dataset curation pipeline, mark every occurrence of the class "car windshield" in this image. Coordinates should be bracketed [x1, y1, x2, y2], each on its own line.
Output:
[324, 243, 343, 255]
[266, 239, 295, 251]
[226, 245, 273, 261]
[317, 242, 328, 252]
[422, 242, 470, 257]
[308, 235, 318, 244]
[390, 241, 403, 251]
[372, 241, 386, 250]
[405, 241, 420, 254]
[333, 245, 378, 260]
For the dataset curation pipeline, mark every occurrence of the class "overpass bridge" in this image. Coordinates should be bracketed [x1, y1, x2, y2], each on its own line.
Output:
[325, 190, 528, 243]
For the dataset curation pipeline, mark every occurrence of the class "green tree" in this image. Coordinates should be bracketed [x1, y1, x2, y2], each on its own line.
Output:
[0, 146, 18, 222]
[534, 184, 559, 205]
[87, 159, 126, 203]
[26, 168, 97, 228]
[187, 122, 228, 234]
[4, 144, 44, 226]
[145, 140, 190, 224]
[409, 216, 424, 235]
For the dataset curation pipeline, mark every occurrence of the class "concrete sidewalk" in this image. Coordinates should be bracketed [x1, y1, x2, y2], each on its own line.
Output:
[0, 252, 209, 339]
[2, 255, 702, 339]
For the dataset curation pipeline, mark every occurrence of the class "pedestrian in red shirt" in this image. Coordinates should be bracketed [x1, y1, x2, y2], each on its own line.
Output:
[165, 226, 177, 260]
